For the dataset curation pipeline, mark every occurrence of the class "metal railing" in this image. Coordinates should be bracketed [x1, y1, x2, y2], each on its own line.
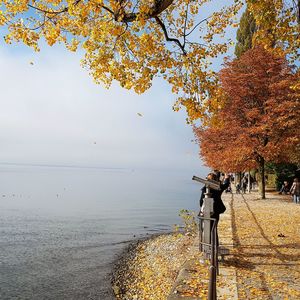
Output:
[198, 216, 218, 300]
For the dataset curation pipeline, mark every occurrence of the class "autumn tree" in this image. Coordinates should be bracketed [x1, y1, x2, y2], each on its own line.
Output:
[194, 46, 300, 199]
[0, 0, 244, 121]
[237, 4, 300, 186]
[247, 0, 300, 61]
[235, 3, 300, 185]
[0, 1, 299, 122]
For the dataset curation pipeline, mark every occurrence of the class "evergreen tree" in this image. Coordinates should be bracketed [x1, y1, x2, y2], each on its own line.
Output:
[235, 9, 256, 58]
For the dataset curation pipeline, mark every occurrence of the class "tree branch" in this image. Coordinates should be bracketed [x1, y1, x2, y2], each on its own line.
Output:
[28, 0, 82, 16]
[121, 0, 174, 22]
[185, 16, 210, 37]
[155, 16, 186, 55]
[182, 2, 189, 49]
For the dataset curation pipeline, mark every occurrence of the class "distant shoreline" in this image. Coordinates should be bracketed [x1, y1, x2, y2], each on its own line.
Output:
[0, 162, 129, 171]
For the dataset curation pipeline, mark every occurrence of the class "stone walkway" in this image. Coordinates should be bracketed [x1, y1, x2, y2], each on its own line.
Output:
[167, 192, 238, 300]
[168, 191, 300, 299]
[226, 191, 300, 299]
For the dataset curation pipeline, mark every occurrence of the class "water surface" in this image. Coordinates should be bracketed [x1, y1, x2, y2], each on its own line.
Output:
[0, 165, 202, 299]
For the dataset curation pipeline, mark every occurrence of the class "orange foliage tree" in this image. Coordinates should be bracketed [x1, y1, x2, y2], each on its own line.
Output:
[194, 46, 300, 199]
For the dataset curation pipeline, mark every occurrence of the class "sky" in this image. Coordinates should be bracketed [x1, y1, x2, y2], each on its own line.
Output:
[0, 0, 241, 176]
[0, 41, 209, 174]
[0, 0, 242, 178]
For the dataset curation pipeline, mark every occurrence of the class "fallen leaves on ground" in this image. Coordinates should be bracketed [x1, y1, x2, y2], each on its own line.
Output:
[112, 233, 195, 300]
[112, 192, 300, 299]
[224, 192, 300, 299]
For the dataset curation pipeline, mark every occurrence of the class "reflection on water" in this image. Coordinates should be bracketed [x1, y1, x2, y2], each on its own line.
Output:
[0, 165, 202, 299]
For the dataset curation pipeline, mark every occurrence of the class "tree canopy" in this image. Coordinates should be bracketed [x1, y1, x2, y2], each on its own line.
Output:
[247, 0, 300, 61]
[194, 46, 300, 198]
[0, 1, 299, 122]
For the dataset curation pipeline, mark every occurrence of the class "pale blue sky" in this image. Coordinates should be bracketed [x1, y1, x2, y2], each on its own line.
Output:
[0, 2, 239, 175]
[0, 41, 211, 174]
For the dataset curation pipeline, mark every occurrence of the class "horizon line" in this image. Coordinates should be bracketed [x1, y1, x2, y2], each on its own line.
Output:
[0, 162, 129, 171]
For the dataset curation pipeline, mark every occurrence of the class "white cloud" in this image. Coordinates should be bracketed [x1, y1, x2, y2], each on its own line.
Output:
[0, 43, 207, 173]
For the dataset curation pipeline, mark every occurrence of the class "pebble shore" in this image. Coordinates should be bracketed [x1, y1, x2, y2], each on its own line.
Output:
[111, 233, 194, 300]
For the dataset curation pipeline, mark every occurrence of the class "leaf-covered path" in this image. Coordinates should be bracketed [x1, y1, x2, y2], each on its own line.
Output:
[223, 192, 300, 299]
[112, 192, 300, 299]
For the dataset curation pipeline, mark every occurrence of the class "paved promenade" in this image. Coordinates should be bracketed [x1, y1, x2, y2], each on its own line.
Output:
[168, 191, 300, 299]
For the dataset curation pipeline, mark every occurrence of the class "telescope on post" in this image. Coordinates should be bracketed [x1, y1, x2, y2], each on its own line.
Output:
[192, 176, 221, 191]
[193, 175, 220, 262]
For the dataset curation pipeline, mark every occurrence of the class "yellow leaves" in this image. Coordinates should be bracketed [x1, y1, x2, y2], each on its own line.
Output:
[5, 0, 30, 14]
[5, 22, 40, 51]
[229, 192, 300, 299]
[180, 98, 204, 123]
[43, 24, 61, 46]
[247, 0, 300, 61]
[111, 193, 300, 300]
[66, 38, 80, 51]
[112, 234, 195, 300]
[3, 0, 298, 124]
[189, 2, 200, 15]
[206, 2, 243, 37]
[290, 79, 300, 92]
[0, 10, 8, 26]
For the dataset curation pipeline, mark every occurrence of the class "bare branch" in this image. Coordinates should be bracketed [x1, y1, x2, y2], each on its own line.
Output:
[155, 16, 186, 55]
[28, 4, 66, 15]
[185, 16, 211, 37]
[183, 2, 189, 49]
[100, 5, 115, 16]
[28, 0, 82, 16]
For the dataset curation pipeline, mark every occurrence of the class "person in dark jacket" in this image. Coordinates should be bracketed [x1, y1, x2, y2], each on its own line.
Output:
[199, 172, 230, 246]
[199, 172, 230, 219]
[278, 181, 290, 195]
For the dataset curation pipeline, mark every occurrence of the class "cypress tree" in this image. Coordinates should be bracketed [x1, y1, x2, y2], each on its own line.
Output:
[235, 9, 256, 58]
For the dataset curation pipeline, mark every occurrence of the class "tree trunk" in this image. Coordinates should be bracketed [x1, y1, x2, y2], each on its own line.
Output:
[258, 157, 266, 199]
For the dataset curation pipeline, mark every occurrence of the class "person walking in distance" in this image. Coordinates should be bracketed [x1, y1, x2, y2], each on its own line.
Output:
[290, 178, 300, 204]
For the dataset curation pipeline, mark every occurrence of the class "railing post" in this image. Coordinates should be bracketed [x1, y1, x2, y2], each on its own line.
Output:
[208, 220, 217, 300]
[199, 217, 203, 252]
[203, 188, 214, 259]
[192, 176, 220, 299]
[214, 225, 219, 276]
[198, 216, 218, 300]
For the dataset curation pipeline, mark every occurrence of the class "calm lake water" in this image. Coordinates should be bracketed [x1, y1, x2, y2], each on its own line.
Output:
[0, 165, 203, 300]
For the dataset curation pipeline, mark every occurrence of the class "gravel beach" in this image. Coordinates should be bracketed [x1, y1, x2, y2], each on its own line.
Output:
[111, 233, 195, 300]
